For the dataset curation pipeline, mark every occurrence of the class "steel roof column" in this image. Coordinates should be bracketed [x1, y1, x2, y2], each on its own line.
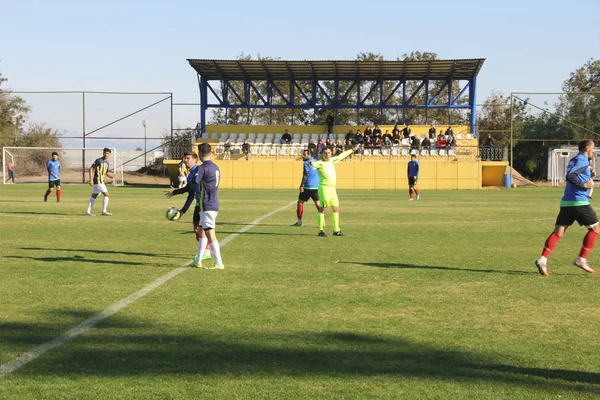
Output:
[469, 77, 477, 136]
[425, 80, 429, 125]
[447, 79, 453, 125]
[198, 74, 207, 136]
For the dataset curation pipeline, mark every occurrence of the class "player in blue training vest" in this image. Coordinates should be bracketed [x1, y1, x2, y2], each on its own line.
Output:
[165, 151, 212, 261]
[44, 152, 62, 203]
[291, 149, 320, 227]
[188, 142, 224, 270]
[535, 139, 599, 276]
[407, 154, 420, 200]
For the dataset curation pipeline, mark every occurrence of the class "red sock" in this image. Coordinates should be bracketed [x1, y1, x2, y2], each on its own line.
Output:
[414, 188, 419, 195]
[409, 188, 413, 198]
[56, 189, 61, 201]
[45, 189, 51, 196]
[579, 231, 598, 259]
[542, 232, 561, 258]
[297, 203, 303, 220]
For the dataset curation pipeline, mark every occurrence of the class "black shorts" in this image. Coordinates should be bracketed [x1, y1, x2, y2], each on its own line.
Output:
[49, 180, 61, 188]
[556, 205, 599, 227]
[408, 177, 417, 186]
[299, 189, 319, 202]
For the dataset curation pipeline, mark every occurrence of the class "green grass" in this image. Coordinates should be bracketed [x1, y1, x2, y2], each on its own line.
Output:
[1, 184, 599, 399]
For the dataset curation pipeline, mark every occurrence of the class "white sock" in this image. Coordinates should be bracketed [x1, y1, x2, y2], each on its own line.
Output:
[540, 256, 548, 264]
[195, 237, 208, 263]
[578, 257, 586, 262]
[210, 241, 223, 266]
[102, 196, 109, 212]
[87, 197, 95, 213]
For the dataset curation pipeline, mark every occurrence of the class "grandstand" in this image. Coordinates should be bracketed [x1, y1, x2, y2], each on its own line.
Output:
[164, 58, 508, 189]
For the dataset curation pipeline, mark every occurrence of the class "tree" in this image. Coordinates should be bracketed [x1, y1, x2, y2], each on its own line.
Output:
[0, 70, 30, 148]
[556, 58, 600, 139]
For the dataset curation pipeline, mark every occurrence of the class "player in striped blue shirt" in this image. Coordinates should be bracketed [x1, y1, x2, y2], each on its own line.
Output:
[85, 148, 114, 216]
[535, 139, 598, 276]
[44, 152, 62, 203]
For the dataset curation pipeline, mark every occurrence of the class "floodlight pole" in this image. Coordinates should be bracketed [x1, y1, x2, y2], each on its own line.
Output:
[510, 93, 514, 181]
[142, 120, 147, 167]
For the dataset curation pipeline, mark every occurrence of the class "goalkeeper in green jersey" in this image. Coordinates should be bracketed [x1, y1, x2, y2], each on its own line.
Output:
[310, 147, 354, 237]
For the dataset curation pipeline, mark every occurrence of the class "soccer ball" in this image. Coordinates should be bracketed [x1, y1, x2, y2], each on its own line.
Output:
[166, 206, 181, 221]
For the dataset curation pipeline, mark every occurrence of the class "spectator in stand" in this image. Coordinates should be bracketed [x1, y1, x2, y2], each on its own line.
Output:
[223, 138, 232, 160]
[485, 134, 495, 147]
[335, 139, 344, 156]
[373, 136, 383, 155]
[392, 123, 400, 137]
[428, 124, 437, 139]
[436, 135, 447, 148]
[364, 126, 373, 139]
[355, 129, 364, 145]
[373, 124, 382, 138]
[392, 129, 401, 144]
[364, 135, 372, 152]
[421, 136, 431, 152]
[383, 135, 393, 150]
[326, 138, 335, 151]
[437, 130, 445, 142]
[280, 129, 292, 144]
[308, 140, 317, 157]
[402, 125, 412, 139]
[317, 139, 325, 157]
[383, 130, 392, 142]
[242, 139, 250, 160]
[482, 134, 496, 161]
[410, 135, 420, 152]
[445, 126, 454, 137]
[447, 130, 456, 148]
[345, 129, 355, 143]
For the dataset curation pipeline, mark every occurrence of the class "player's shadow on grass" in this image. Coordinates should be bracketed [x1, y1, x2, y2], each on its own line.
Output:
[2, 211, 65, 215]
[342, 261, 534, 275]
[218, 230, 310, 237]
[7, 255, 148, 267]
[218, 221, 289, 227]
[6, 325, 599, 394]
[20, 247, 186, 259]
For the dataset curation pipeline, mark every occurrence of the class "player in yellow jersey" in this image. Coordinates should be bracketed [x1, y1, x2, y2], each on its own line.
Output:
[310, 147, 353, 236]
[178, 156, 189, 188]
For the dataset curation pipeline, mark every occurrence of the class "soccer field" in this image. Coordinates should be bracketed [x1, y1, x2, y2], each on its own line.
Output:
[0, 184, 599, 399]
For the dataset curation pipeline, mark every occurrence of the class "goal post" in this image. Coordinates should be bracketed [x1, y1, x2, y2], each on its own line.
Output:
[1, 147, 124, 185]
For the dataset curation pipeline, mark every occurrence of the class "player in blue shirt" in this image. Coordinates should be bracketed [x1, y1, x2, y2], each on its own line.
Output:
[291, 149, 320, 227]
[44, 152, 62, 203]
[165, 152, 211, 261]
[188, 143, 224, 270]
[407, 154, 420, 201]
[535, 139, 599, 276]
[85, 148, 114, 216]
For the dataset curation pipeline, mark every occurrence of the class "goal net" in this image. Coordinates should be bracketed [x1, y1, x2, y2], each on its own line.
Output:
[2, 147, 124, 185]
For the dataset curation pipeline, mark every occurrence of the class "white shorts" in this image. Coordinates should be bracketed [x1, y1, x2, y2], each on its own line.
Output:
[200, 211, 218, 229]
[92, 184, 109, 195]
[178, 176, 187, 183]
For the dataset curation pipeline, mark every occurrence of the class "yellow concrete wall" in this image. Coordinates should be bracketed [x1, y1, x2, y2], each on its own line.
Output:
[166, 159, 494, 190]
[206, 124, 470, 136]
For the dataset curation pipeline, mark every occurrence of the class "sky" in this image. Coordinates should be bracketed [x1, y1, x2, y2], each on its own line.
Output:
[1, 0, 599, 149]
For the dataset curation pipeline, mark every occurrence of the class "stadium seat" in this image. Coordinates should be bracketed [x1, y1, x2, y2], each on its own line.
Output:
[261, 144, 271, 157]
[238, 133, 246, 141]
[466, 134, 474, 140]
[439, 149, 447, 156]
[257, 133, 265, 141]
[301, 139, 308, 145]
[229, 133, 237, 142]
[430, 149, 438, 156]
[251, 144, 261, 156]
[248, 133, 256, 140]
[391, 146, 400, 156]
[275, 134, 282, 143]
[410, 149, 419, 156]
[449, 148, 456, 157]
[219, 133, 228, 141]
[211, 133, 219, 139]
[302, 133, 309, 141]
[401, 148, 409, 157]
[421, 149, 429, 157]
[401, 138, 409, 147]
[290, 144, 299, 156]
[310, 134, 318, 142]
[265, 133, 274, 143]
[280, 145, 289, 156]
[291, 139, 300, 144]
[382, 148, 390, 156]
[457, 133, 464, 140]
[293, 133, 301, 141]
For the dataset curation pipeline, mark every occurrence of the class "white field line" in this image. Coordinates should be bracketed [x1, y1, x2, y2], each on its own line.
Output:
[0, 201, 295, 379]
